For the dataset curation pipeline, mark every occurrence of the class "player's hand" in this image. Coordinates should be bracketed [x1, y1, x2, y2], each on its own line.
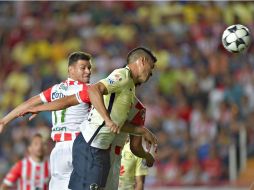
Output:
[145, 153, 155, 167]
[18, 108, 39, 121]
[105, 119, 120, 134]
[0, 120, 6, 133]
[143, 128, 157, 146]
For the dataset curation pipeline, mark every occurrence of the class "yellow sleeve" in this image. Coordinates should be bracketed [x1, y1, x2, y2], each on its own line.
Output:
[135, 157, 148, 177]
[100, 68, 129, 94]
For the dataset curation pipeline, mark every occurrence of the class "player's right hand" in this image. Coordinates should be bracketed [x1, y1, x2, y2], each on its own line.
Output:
[143, 128, 158, 146]
[105, 119, 120, 134]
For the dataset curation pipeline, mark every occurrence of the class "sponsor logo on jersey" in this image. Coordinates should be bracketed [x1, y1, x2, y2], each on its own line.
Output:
[52, 127, 67, 131]
[123, 152, 133, 160]
[107, 78, 115, 84]
[52, 92, 65, 100]
[114, 74, 122, 81]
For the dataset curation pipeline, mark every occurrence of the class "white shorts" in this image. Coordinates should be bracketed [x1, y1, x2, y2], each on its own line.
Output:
[49, 141, 74, 190]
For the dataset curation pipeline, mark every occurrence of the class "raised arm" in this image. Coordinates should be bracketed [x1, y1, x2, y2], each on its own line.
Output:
[0, 95, 42, 133]
[26, 95, 79, 113]
[88, 83, 120, 133]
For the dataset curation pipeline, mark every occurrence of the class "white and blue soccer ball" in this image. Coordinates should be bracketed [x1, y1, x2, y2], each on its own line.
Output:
[222, 24, 251, 53]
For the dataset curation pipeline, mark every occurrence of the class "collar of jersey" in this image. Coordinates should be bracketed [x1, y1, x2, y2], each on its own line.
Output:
[66, 78, 84, 85]
[125, 66, 133, 79]
[28, 157, 44, 165]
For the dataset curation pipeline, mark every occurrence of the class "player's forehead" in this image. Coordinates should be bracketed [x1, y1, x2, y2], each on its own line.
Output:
[75, 59, 92, 67]
[30, 136, 43, 144]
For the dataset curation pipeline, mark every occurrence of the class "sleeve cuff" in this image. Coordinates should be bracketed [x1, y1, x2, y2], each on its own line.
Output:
[3, 179, 13, 186]
[39, 93, 48, 103]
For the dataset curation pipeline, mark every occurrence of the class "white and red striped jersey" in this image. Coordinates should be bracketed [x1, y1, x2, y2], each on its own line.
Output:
[39, 78, 90, 142]
[3, 157, 50, 190]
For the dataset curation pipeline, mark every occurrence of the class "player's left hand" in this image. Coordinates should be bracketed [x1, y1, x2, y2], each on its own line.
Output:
[18, 108, 39, 121]
[105, 119, 120, 134]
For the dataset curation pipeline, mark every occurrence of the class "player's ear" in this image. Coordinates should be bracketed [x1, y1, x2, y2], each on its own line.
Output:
[141, 57, 146, 65]
[27, 145, 31, 154]
[68, 65, 74, 74]
[137, 57, 145, 68]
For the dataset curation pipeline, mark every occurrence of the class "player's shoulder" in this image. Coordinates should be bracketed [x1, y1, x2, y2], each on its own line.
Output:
[105, 67, 131, 85]
[11, 159, 23, 170]
[111, 67, 131, 79]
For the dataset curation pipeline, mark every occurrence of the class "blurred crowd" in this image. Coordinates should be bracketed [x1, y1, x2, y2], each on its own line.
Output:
[1, 1, 254, 187]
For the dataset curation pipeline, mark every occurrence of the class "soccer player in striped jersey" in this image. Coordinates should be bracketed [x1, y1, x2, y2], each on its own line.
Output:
[0, 52, 92, 190]
[19, 47, 157, 190]
[0, 133, 50, 190]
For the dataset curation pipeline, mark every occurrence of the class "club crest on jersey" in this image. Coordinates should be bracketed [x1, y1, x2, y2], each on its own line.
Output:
[59, 83, 68, 91]
[114, 74, 122, 81]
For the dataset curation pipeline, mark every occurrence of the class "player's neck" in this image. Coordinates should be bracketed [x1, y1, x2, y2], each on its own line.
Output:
[30, 155, 44, 163]
[127, 64, 138, 84]
[68, 76, 77, 81]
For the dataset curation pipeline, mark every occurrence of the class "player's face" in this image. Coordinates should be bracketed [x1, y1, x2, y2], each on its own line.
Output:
[28, 136, 45, 159]
[139, 57, 155, 83]
[70, 60, 92, 83]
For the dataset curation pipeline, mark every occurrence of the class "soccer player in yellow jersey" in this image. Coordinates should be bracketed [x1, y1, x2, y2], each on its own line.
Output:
[78, 47, 156, 190]
[119, 141, 148, 190]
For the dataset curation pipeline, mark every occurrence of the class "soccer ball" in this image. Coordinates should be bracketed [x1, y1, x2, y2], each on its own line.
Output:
[222, 24, 251, 53]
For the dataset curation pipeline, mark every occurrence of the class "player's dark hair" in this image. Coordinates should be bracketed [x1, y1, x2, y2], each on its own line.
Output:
[126, 47, 157, 65]
[68, 51, 92, 66]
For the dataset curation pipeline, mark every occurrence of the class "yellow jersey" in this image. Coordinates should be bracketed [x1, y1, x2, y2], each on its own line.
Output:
[119, 142, 148, 190]
[81, 66, 135, 149]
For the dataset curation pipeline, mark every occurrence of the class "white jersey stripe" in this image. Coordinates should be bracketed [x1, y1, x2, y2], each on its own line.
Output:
[39, 162, 44, 189]
[31, 161, 35, 190]
[17, 179, 20, 190]
[22, 159, 27, 190]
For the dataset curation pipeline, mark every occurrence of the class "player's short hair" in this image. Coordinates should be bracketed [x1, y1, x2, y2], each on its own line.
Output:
[126, 47, 157, 65]
[28, 133, 43, 146]
[68, 51, 92, 66]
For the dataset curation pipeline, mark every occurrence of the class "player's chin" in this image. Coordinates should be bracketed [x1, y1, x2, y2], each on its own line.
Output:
[144, 76, 150, 83]
[82, 76, 90, 83]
